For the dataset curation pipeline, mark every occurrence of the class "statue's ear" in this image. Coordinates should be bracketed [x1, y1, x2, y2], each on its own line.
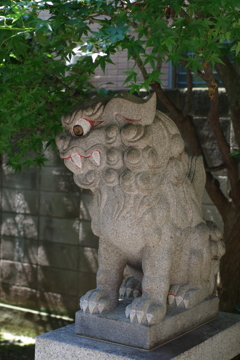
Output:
[100, 93, 156, 125]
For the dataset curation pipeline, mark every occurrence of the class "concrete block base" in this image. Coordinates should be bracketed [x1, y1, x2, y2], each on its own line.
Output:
[75, 296, 219, 349]
[35, 312, 240, 360]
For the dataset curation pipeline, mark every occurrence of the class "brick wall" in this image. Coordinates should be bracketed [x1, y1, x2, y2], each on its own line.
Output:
[0, 90, 230, 319]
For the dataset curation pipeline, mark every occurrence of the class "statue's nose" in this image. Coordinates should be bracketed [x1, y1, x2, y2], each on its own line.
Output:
[56, 132, 71, 152]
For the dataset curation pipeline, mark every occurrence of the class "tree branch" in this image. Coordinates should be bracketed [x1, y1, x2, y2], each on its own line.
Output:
[131, 54, 148, 81]
[156, 55, 162, 72]
[205, 172, 232, 221]
[183, 68, 193, 116]
[215, 57, 240, 149]
[206, 163, 227, 172]
[201, 63, 240, 207]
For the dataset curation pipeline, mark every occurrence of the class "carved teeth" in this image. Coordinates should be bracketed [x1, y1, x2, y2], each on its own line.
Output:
[80, 299, 88, 313]
[71, 153, 82, 168]
[183, 299, 189, 308]
[176, 296, 183, 307]
[90, 151, 101, 166]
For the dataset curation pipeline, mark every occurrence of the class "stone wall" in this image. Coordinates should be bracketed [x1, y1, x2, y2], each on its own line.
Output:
[0, 150, 98, 318]
[0, 89, 230, 319]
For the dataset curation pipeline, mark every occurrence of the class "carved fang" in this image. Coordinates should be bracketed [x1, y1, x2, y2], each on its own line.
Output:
[71, 153, 82, 168]
[168, 294, 175, 305]
[176, 296, 183, 307]
[183, 299, 190, 308]
[90, 151, 101, 166]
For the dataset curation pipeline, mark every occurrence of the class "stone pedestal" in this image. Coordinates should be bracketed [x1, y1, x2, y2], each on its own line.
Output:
[35, 312, 240, 360]
[75, 297, 219, 350]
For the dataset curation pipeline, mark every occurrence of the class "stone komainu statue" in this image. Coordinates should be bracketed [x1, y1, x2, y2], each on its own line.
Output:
[56, 93, 225, 325]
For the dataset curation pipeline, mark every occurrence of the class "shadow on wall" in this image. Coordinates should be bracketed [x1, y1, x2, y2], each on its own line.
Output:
[0, 148, 98, 320]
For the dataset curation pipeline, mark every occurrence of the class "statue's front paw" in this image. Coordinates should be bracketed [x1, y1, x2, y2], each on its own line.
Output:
[125, 296, 166, 324]
[119, 276, 142, 299]
[80, 288, 118, 315]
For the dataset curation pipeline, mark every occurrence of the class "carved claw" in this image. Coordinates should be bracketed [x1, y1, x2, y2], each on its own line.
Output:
[89, 301, 98, 314]
[126, 298, 165, 324]
[126, 287, 133, 297]
[98, 303, 106, 314]
[146, 313, 155, 324]
[119, 276, 142, 299]
[136, 310, 145, 323]
[125, 308, 131, 318]
[133, 289, 141, 298]
[168, 284, 206, 309]
[80, 299, 88, 313]
[119, 287, 126, 298]
[130, 310, 136, 323]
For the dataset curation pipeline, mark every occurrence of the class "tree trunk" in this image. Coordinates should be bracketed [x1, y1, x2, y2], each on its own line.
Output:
[220, 211, 240, 313]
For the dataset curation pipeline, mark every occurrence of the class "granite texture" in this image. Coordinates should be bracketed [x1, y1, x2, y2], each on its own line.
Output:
[75, 296, 219, 349]
[56, 93, 225, 328]
[35, 312, 240, 360]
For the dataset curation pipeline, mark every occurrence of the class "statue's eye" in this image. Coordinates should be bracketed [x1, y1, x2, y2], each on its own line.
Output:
[73, 125, 84, 136]
[72, 119, 91, 137]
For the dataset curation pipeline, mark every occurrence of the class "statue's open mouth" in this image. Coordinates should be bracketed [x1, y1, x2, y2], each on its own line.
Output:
[64, 150, 101, 169]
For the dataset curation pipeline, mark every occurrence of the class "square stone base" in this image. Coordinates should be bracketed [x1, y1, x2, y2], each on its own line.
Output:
[35, 312, 240, 360]
[75, 296, 219, 349]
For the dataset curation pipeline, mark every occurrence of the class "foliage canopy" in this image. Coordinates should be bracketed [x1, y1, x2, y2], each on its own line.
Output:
[1, 0, 240, 169]
[2, 0, 240, 314]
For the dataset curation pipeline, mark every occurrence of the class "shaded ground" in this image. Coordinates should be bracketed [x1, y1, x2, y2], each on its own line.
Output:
[0, 333, 35, 360]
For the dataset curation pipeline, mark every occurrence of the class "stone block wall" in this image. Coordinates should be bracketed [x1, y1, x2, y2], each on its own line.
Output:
[0, 150, 98, 318]
[0, 89, 230, 318]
